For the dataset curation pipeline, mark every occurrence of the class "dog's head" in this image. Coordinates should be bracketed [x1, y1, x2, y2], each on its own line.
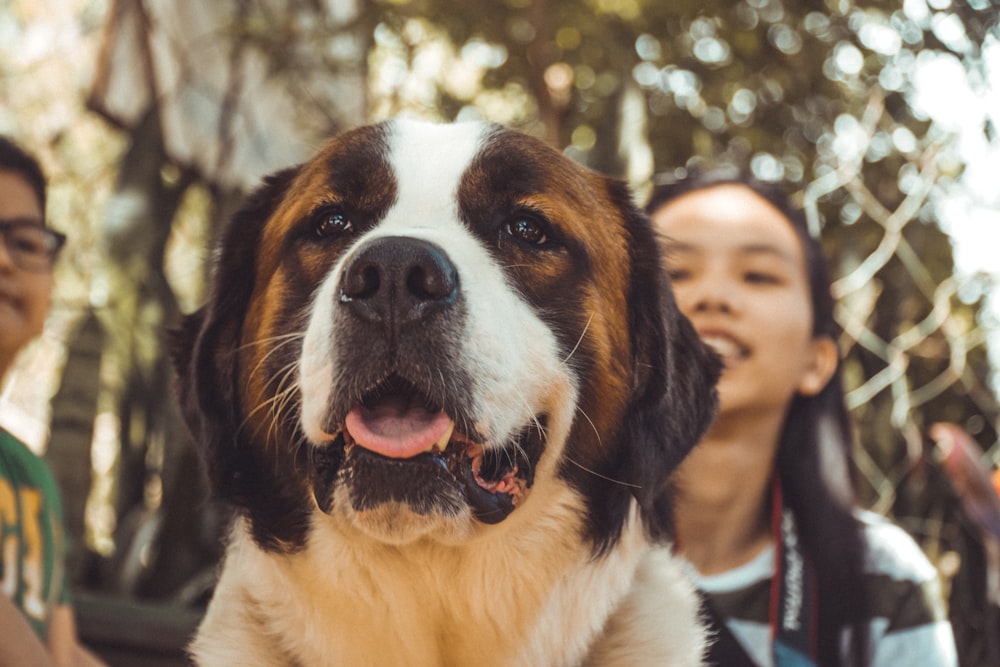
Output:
[173, 119, 719, 553]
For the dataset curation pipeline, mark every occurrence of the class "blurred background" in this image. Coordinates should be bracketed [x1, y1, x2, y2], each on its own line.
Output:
[1, 0, 998, 664]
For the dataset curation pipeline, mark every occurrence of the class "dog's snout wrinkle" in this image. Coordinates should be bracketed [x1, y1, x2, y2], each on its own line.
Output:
[340, 236, 459, 330]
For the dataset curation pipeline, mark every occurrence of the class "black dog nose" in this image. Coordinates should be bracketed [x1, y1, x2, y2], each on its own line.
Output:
[339, 236, 459, 329]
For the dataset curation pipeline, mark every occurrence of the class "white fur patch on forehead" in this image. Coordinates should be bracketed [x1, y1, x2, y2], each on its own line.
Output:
[384, 118, 488, 225]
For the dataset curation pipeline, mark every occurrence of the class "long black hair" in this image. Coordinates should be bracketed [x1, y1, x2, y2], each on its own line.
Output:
[647, 168, 870, 666]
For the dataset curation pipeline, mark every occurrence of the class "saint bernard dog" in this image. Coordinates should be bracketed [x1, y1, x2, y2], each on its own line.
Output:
[173, 118, 721, 666]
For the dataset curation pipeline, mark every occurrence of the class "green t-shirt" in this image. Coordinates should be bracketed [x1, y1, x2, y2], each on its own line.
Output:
[0, 427, 70, 639]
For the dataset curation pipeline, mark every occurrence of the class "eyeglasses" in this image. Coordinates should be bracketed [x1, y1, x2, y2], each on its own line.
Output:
[0, 217, 67, 272]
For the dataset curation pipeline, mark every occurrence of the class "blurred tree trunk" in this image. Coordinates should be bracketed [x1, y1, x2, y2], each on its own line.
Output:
[525, 0, 564, 146]
[93, 108, 203, 595]
[45, 310, 104, 583]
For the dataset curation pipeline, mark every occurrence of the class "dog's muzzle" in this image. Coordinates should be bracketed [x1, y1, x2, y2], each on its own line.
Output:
[310, 235, 544, 525]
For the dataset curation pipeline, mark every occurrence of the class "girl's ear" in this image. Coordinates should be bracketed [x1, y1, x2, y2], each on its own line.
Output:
[798, 335, 839, 397]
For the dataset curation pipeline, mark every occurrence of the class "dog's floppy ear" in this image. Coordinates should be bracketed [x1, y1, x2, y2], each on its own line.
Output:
[170, 167, 305, 543]
[620, 189, 722, 542]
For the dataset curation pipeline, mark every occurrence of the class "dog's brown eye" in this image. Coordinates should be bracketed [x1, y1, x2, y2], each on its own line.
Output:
[504, 218, 548, 245]
[315, 212, 353, 238]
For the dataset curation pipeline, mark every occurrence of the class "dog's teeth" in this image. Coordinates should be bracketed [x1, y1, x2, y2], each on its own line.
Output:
[434, 420, 455, 452]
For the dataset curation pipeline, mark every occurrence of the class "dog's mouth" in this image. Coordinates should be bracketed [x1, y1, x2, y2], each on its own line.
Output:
[326, 375, 543, 524]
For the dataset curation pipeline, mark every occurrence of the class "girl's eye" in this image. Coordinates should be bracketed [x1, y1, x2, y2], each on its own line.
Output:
[666, 268, 691, 282]
[503, 217, 548, 245]
[315, 211, 354, 238]
[745, 271, 780, 285]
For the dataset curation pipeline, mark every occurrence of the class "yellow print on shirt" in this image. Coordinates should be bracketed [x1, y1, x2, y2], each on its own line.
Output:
[0, 478, 46, 622]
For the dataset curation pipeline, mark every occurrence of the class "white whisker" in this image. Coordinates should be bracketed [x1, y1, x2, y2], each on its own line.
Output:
[563, 314, 594, 364]
[563, 455, 641, 489]
[575, 404, 601, 449]
[562, 405, 638, 487]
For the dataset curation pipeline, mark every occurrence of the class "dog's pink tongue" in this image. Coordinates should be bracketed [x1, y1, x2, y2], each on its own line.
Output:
[345, 400, 453, 459]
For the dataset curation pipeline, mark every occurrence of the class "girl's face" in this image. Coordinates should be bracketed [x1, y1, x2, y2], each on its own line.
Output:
[650, 183, 835, 419]
[0, 170, 52, 376]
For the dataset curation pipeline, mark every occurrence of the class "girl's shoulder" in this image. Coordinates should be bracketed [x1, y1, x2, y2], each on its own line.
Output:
[852, 513, 957, 664]
[854, 508, 938, 582]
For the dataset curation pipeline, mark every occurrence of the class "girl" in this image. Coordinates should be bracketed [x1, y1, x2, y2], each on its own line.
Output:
[647, 171, 956, 666]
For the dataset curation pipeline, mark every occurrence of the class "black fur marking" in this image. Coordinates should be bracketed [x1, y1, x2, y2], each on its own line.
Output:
[612, 179, 721, 547]
[172, 167, 316, 551]
[344, 449, 467, 517]
[555, 178, 721, 555]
